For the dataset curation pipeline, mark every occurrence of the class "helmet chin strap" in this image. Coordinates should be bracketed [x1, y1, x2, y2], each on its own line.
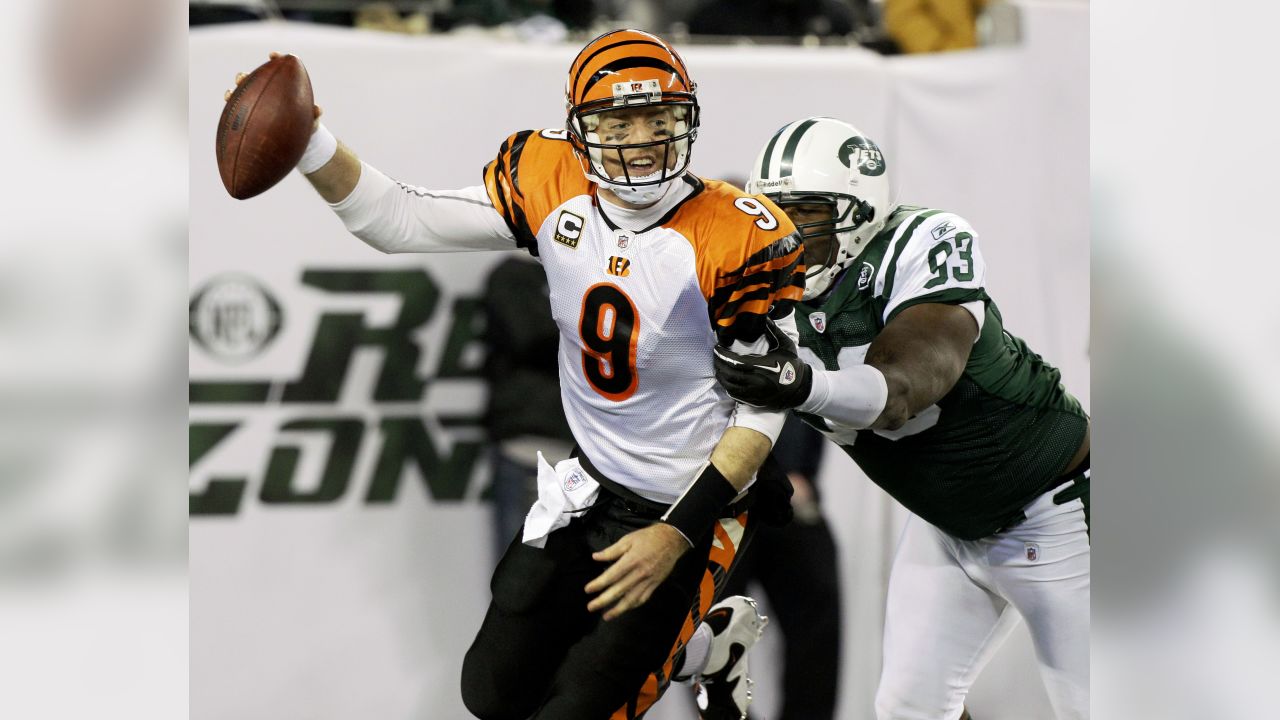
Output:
[594, 160, 686, 205]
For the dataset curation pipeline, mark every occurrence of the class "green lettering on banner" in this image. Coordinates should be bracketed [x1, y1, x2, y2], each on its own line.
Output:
[282, 270, 438, 403]
[190, 423, 248, 516]
[260, 419, 364, 504]
[366, 417, 483, 502]
[189, 268, 490, 515]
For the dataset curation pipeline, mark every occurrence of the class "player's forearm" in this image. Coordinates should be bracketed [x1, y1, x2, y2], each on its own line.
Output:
[659, 425, 770, 548]
[307, 154, 515, 255]
[709, 425, 772, 492]
[303, 141, 362, 203]
[862, 305, 973, 429]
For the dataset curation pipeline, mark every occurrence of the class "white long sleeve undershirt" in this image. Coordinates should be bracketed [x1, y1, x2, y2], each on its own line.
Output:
[727, 310, 800, 445]
[328, 162, 516, 253]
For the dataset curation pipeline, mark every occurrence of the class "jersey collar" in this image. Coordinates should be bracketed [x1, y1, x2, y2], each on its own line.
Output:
[596, 175, 703, 233]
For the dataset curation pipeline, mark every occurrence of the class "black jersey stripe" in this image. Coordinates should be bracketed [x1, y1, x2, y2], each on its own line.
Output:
[485, 150, 538, 252]
[779, 118, 820, 178]
[713, 309, 778, 344]
[486, 158, 512, 223]
[710, 256, 804, 310]
[714, 286, 781, 324]
[741, 231, 803, 268]
[582, 57, 682, 96]
[572, 39, 671, 98]
[507, 129, 534, 196]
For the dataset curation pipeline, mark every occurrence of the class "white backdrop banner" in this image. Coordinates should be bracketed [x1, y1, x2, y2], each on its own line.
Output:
[190, 6, 1086, 718]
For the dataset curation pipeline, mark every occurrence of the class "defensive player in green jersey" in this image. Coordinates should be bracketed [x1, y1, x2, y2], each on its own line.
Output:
[713, 118, 1090, 720]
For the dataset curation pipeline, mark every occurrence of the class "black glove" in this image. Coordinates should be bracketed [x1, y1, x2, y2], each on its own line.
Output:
[712, 319, 813, 411]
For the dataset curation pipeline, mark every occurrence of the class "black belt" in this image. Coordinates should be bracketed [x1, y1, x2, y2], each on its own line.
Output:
[574, 449, 753, 520]
[996, 453, 1091, 533]
[1052, 453, 1090, 507]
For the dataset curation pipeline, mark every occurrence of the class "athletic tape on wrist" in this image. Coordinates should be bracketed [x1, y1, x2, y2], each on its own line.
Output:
[297, 123, 338, 175]
[661, 462, 737, 547]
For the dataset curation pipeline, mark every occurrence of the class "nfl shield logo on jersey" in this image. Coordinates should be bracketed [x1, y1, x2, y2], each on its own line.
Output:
[1025, 543, 1040, 562]
[810, 312, 827, 333]
[564, 469, 587, 492]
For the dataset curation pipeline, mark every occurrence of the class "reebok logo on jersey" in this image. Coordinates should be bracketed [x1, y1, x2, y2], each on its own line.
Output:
[810, 312, 827, 333]
[931, 222, 956, 240]
[759, 233, 801, 261]
[554, 211, 584, 249]
[780, 362, 797, 385]
[606, 256, 631, 277]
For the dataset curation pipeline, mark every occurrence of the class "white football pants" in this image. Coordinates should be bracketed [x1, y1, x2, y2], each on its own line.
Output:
[875, 475, 1090, 720]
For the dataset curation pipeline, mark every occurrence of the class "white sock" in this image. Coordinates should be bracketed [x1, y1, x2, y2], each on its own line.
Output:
[676, 624, 713, 681]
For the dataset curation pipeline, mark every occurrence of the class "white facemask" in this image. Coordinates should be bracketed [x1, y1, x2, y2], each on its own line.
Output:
[594, 167, 683, 205]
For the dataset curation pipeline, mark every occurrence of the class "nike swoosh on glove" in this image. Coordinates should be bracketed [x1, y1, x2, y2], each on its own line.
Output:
[712, 318, 813, 411]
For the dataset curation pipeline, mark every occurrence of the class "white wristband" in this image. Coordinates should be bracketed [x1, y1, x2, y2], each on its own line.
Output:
[798, 364, 888, 429]
[297, 123, 338, 175]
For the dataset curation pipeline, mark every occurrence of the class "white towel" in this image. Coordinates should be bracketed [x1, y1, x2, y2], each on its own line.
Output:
[521, 453, 601, 548]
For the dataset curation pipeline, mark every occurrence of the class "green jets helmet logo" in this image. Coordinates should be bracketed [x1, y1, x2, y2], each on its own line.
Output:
[838, 136, 885, 176]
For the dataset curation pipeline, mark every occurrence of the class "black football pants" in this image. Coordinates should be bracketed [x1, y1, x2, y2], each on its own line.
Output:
[460, 492, 714, 720]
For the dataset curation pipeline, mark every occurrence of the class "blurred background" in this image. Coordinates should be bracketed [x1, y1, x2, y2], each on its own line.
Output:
[6, 0, 1278, 718]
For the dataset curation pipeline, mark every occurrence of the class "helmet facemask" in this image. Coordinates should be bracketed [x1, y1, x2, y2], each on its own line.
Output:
[567, 80, 699, 205]
[770, 191, 876, 300]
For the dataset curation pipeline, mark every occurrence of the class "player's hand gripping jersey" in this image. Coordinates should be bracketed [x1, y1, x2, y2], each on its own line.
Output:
[792, 205, 1087, 539]
[483, 129, 804, 503]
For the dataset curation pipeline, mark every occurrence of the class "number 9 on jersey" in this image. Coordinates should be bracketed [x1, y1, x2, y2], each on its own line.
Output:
[579, 283, 640, 401]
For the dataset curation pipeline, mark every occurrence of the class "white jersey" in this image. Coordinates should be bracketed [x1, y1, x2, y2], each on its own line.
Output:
[331, 129, 805, 504]
[482, 130, 804, 503]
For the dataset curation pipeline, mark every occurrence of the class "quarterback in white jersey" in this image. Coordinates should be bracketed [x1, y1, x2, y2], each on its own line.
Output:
[227, 31, 804, 720]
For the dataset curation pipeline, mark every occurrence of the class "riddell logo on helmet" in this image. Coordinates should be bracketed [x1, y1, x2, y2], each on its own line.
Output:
[752, 177, 793, 191]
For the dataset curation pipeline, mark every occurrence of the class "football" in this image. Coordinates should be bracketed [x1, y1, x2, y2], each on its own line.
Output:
[216, 54, 314, 200]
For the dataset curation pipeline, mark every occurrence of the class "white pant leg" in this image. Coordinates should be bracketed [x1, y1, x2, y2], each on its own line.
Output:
[985, 485, 1091, 720]
[876, 513, 1022, 720]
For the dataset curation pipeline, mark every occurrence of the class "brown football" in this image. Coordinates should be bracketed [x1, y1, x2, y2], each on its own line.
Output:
[216, 55, 314, 200]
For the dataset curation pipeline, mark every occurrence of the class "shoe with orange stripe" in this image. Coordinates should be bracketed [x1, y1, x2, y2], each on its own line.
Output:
[692, 596, 769, 720]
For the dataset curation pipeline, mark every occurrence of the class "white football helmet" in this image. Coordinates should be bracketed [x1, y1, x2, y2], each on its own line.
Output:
[747, 117, 892, 300]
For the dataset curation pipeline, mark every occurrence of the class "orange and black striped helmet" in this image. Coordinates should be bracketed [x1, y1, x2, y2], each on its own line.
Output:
[564, 30, 700, 197]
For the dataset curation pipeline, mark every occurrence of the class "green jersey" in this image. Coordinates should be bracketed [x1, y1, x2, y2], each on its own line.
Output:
[794, 205, 1087, 540]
